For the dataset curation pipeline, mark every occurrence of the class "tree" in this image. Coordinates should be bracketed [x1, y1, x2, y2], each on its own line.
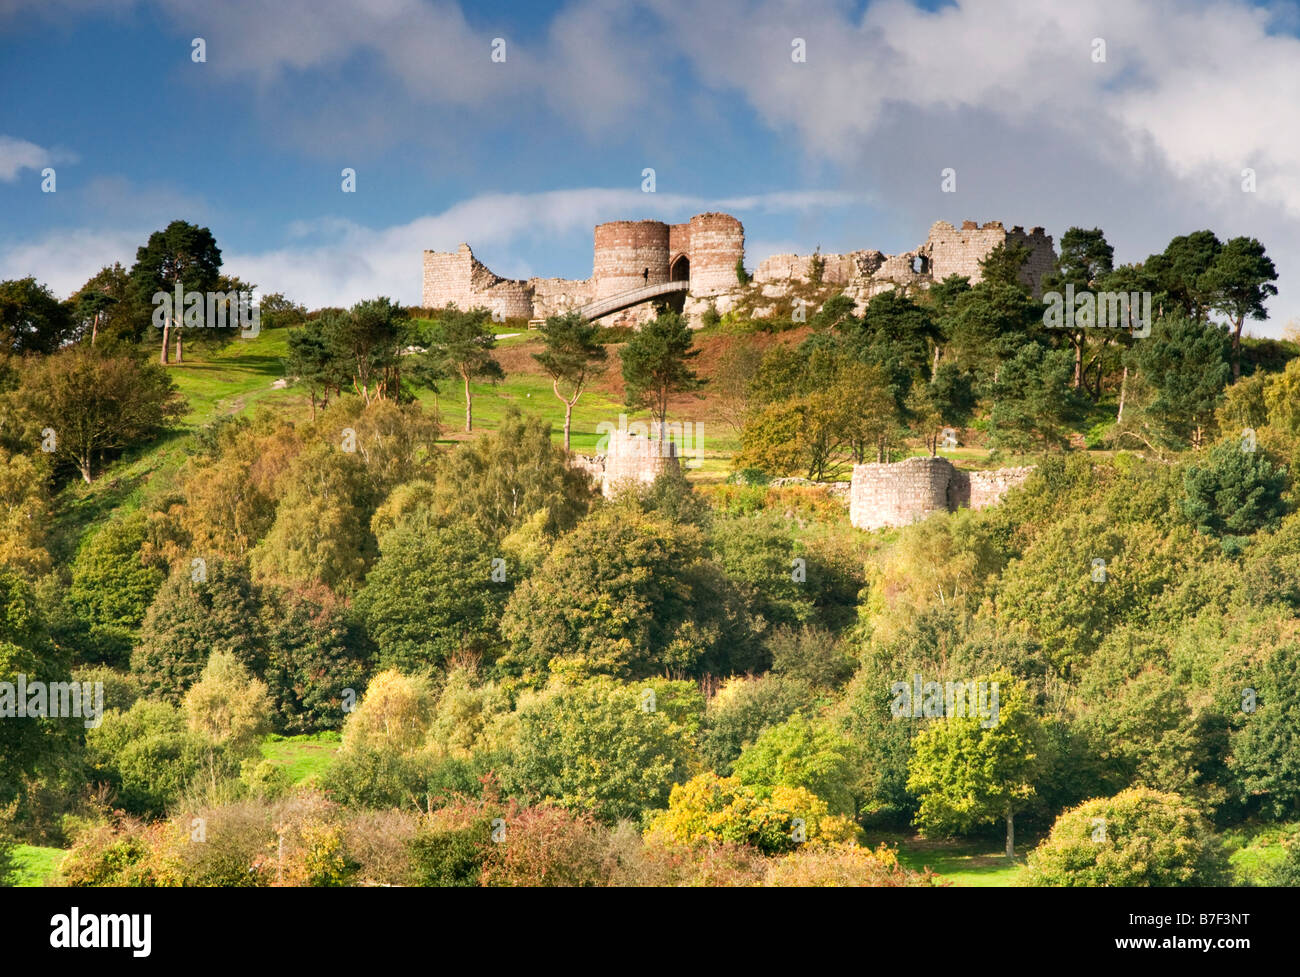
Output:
[426, 409, 591, 541]
[285, 322, 349, 418]
[906, 673, 1042, 858]
[1025, 788, 1221, 886]
[183, 650, 272, 759]
[732, 714, 859, 815]
[322, 297, 411, 403]
[1181, 438, 1287, 548]
[1042, 227, 1115, 388]
[69, 264, 135, 349]
[1202, 236, 1278, 379]
[354, 523, 509, 674]
[69, 510, 165, 634]
[914, 362, 975, 455]
[249, 443, 372, 592]
[84, 700, 223, 816]
[1146, 230, 1222, 322]
[423, 305, 503, 432]
[128, 220, 222, 364]
[504, 679, 697, 823]
[645, 772, 856, 854]
[0, 448, 51, 577]
[12, 347, 183, 482]
[499, 508, 748, 682]
[712, 343, 763, 436]
[132, 558, 263, 703]
[0, 571, 72, 811]
[339, 669, 435, 755]
[533, 312, 607, 451]
[259, 584, 373, 734]
[978, 241, 1032, 291]
[1123, 316, 1232, 451]
[984, 343, 1084, 452]
[620, 311, 702, 441]
[0, 277, 73, 353]
[699, 674, 810, 775]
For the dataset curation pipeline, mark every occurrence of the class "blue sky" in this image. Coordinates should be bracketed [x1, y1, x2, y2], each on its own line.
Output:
[2, 0, 1298, 334]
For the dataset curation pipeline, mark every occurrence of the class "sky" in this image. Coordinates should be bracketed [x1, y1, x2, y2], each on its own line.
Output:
[1, 0, 1298, 334]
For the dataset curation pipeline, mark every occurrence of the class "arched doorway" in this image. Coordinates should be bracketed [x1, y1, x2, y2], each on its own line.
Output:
[670, 254, 690, 283]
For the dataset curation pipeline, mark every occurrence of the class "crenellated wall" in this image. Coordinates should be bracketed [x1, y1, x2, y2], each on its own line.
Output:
[422, 215, 1056, 325]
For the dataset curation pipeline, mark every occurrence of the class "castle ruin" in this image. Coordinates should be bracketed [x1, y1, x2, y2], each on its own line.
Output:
[422, 216, 1055, 327]
[571, 430, 680, 498]
[849, 456, 1036, 530]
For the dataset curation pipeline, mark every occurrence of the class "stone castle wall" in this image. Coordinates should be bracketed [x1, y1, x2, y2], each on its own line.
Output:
[575, 431, 679, 498]
[850, 457, 1035, 530]
[922, 220, 1055, 296]
[850, 457, 953, 531]
[687, 212, 745, 296]
[593, 220, 671, 298]
[423, 215, 1056, 324]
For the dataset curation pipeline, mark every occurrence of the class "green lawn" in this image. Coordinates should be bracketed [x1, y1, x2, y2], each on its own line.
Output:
[8, 845, 66, 887]
[1223, 821, 1298, 885]
[870, 831, 1032, 887]
[260, 732, 343, 786]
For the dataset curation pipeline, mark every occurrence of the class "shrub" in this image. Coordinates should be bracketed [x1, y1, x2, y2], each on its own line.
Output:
[646, 773, 857, 855]
[85, 701, 229, 816]
[1026, 788, 1224, 887]
[479, 804, 609, 887]
[408, 821, 492, 887]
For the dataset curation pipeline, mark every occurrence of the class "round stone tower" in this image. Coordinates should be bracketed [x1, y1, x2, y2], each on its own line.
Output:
[687, 212, 744, 296]
[592, 220, 670, 299]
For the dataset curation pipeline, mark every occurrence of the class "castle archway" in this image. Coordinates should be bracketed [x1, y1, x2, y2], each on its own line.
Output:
[670, 253, 690, 283]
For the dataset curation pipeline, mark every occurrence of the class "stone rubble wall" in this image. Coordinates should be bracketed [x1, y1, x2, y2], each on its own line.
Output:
[591, 431, 680, 498]
[850, 457, 1035, 530]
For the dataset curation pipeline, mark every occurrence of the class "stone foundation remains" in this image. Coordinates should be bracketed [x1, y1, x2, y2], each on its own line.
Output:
[850, 456, 1035, 530]
[574, 431, 680, 498]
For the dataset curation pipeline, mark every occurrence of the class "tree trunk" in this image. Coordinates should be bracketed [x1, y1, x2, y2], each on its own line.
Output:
[1005, 807, 1015, 859]
[175, 329, 183, 363]
[91, 311, 100, 346]
[563, 401, 573, 452]
[1072, 333, 1083, 388]
[931, 344, 940, 379]
[160, 318, 170, 364]
[463, 373, 472, 432]
[1232, 316, 1244, 381]
[1116, 365, 1128, 424]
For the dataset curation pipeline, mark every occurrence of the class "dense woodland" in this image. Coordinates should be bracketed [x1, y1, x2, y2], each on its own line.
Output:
[1, 218, 1298, 887]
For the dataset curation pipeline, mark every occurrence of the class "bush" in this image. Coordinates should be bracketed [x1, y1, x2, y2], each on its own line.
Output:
[700, 674, 810, 776]
[1181, 438, 1287, 548]
[1026, 788, 1225, 886]
[85, 701, 230, 817]
[479, 804, 610, 887]
[646, 773, 857, 855]
[408, 820, 492, 887]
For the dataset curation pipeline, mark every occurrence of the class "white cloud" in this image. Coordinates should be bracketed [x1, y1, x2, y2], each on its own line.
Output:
[0, 135, 64, 181]
[0, 186, 862, 307]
